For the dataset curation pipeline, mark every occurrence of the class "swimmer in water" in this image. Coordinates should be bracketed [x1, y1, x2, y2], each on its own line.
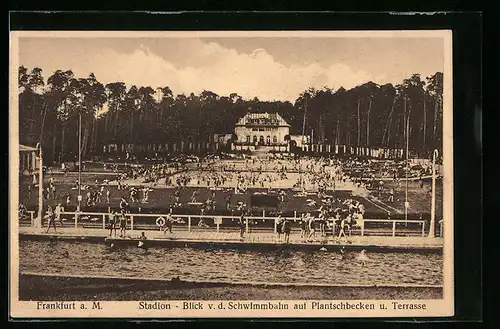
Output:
[138, 232, 149, 253]
[340, 246, 346, 260]
[340, 246, 357, 261]
[356, 249, 369, 265]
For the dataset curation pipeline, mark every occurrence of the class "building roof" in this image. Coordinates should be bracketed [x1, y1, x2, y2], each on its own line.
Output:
[236, 112, 290, 127]
[19, 144, 37, 152]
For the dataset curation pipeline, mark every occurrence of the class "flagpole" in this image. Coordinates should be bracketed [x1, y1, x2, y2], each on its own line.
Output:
[77, 112, 82, 212]
[301, 96, 308, 153]
[405, 98, 409, 223]
[36, 143, 43, 228]
[429, 149, 439, 238]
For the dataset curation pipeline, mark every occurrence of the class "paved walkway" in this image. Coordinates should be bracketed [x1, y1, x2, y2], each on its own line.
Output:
[19, 227, 443, 249]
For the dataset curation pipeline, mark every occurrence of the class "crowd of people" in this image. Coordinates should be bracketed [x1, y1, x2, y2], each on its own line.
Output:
[21, 151, 438, 241]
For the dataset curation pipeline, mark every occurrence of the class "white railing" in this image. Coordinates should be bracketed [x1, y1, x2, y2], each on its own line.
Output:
[28, 211, 429, 237]
[26, 210, 35, 227]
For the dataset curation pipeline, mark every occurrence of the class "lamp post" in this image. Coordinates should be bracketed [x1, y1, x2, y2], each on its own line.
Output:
[35, 143, 43, 228]
[429, 149, 439, 238]
[77, 112, 82, 213]
[404, 106, 410, 223]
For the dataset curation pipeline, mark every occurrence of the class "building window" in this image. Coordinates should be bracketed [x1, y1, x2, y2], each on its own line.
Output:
[266, 136, 270, 145]
[253, 136, 258, 144]
[273, 136, 278, 144]
[246, 135, 251, 143]
[259, 136, 264, 145]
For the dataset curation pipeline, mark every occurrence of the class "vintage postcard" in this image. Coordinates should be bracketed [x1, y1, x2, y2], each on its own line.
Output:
[9, 30, 453, 318]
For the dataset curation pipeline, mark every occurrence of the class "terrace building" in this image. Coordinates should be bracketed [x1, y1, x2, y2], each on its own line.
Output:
[232, 112, 291, 152]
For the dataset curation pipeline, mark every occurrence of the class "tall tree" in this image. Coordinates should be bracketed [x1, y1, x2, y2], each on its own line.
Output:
[19, 65, 444, 161]
[46, 69, 74, 161]
[18, 66, 29, 93]
[105, 82, 127, 142]
[426, 72, 443, 151]
[125, 85, 140, 146]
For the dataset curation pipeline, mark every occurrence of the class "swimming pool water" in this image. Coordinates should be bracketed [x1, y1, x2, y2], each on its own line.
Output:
[19, 240, 443, 286]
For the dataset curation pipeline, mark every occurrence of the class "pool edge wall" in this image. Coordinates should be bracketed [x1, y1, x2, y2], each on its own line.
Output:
[18, 233, 443, 253]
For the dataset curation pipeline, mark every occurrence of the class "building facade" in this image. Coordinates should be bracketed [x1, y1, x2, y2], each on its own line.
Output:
[19, 144, 39, 175]
[232, 112, 290, 152]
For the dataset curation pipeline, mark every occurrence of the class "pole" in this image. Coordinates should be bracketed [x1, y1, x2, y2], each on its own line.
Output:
[429, 149, 438, 238]
[405, 101, 409, 223]
[301, 96, 308, 143]
[357, 99, 361, 146]
[367, 97, 372, 147]
[77, 113, 82, 212]
[36, 143, 43, 229]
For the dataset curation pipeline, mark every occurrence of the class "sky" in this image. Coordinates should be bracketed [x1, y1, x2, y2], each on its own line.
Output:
[18, 35, 445, 102]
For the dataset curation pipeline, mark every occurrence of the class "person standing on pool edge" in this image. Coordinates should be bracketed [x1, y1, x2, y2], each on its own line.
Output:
[238, 213, 246, 239]
[54, 203, 64, 227]
[282, 217, 291, 243]
[119, 210, 127, 238]
[337, 215, 349, 243]
[307, 213, 316, 241]
[276, 214, 284, 242]
[108, 211, 118, 237]
[300, 213, 307, 239]
[45, 205, 56, 233]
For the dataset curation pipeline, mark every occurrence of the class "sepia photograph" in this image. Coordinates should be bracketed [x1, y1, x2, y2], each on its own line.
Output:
[10, 30, 453, 318]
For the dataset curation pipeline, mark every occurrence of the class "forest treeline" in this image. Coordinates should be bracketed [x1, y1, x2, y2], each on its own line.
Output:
[18, 66, 443, 163]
